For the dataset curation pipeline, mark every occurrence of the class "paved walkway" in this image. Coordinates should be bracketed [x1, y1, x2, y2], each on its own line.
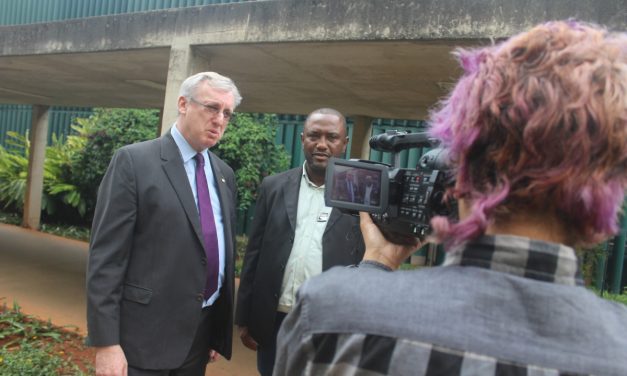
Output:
[0, 223, 257, 376]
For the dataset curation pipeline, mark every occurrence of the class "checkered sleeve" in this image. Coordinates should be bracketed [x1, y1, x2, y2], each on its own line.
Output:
[274, 293, 312, 375]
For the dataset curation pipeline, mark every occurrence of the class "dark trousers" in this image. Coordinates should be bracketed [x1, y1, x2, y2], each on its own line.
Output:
[257, 311, 287, 376]
[128, 307, 214, 376]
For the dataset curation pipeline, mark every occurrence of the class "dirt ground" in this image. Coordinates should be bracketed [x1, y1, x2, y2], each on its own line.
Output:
[0, 309, 250, 376]
[0, 224, 257, 375]
[0, 304, 95, 374]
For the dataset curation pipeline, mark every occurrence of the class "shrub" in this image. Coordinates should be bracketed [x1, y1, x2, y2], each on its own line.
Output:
[0, 210, 20, 226]
[0, 342, 69, 376]
[213, 113, 290, 211]
[0, 133, 28, 212]
[576, 242, 607, 287]
[0, 110, 290, 233]
[0, 302, 87, 376]
[0, 131, 87, 221]
[39, 223, 91, 242]
[0, 109, 157, 223]
[43, 122, 93, 220]
[235, 234, 249, 277]
[604, 292, 627, 306]
[588, 288, 627, 306]
[69, 108, 159, 220]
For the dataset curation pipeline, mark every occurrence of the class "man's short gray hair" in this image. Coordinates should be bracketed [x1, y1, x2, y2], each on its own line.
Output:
[179, 72, 242, 108]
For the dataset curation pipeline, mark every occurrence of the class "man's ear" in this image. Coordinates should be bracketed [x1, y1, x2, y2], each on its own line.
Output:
[343, 137, 349, 153]
[177, 96, 188, 115]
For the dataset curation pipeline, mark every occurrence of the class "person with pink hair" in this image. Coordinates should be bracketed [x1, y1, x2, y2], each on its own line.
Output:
[274, 20, 627, 375]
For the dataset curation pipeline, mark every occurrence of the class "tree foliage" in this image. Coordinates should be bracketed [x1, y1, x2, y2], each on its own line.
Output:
[0, 130, 87, 219]
[0, 109, 158, 223]
[0, 109, 290, 226]
[0, 132, 28, 211]
[213, 113, 290, 211]
[44, 121, 93, 218]
[70, 108, 159, 219]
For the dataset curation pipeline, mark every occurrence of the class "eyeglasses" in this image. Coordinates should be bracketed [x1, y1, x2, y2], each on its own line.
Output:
[189, 97, 233, 121]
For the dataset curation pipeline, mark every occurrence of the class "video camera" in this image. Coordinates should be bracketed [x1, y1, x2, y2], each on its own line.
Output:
[325, 130, 455, 240]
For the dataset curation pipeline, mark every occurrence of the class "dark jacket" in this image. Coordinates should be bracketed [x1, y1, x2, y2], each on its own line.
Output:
[235, 166, 365, 347]
[86, 133, 237, 368]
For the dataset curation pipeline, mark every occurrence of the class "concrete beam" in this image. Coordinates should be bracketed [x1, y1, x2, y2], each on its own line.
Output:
[1, 0, 625, 56]
[22, 105, 49, 230]
[0, 0, 625, 118]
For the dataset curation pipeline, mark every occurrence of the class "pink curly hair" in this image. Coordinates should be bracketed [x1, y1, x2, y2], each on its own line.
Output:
[429, 20, 627, 247]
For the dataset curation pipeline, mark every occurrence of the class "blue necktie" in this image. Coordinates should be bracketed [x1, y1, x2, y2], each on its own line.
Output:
[194, 153, 219, 300]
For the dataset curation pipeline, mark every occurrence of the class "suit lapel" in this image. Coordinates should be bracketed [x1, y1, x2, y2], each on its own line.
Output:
[324, 208, 343, 235]
[283, 167, 302, 232]
[160, 134, 205, 249]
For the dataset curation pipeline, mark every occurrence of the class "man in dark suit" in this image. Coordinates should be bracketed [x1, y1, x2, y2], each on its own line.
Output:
[361, 175, 380, 206]
[335, 169, 362, 203]
[235, 108, 366, 376]
[86, 72, 241, 375]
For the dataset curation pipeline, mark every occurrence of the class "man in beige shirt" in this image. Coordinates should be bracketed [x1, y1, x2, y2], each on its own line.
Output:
[234, 108, 365, 376]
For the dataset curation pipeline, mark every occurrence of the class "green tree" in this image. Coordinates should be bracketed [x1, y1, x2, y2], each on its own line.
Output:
[44, 120, 93, 218]
[70, 108, 159, 219]
[213, 113, 290, 211]
[0, 130, 87, 220]
[0, 110, 290, 229]
[0, 132, 28, 212]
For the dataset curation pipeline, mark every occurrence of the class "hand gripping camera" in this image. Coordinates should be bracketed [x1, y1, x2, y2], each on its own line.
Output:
[325, 130, 455, 239]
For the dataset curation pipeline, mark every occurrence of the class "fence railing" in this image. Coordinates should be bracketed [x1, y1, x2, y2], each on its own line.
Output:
[0, 0, 257, 26]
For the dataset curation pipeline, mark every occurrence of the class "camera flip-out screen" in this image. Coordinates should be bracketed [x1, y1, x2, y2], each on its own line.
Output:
[325, 158, 389, 214]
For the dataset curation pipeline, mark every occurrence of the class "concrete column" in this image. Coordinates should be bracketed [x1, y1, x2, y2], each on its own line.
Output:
[22, 105, 49, 230]
[349, 116, 373, 160]
[161, 41, 210, 135]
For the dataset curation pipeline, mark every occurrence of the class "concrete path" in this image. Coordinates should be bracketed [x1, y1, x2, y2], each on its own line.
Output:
[0, 223, 257, 376]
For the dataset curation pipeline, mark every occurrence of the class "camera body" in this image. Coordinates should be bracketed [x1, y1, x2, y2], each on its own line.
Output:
[324, 131, 454, 238]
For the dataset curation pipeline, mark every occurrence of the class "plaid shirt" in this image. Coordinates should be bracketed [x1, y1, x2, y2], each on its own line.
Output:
[274, 235, 627, 375]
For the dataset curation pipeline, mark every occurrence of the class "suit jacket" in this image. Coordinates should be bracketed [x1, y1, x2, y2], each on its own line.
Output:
[361, 184, 381, 206]
[235, 167, 365, 347]
[86, 133, 237, 369]
[335, 176, 363, 203]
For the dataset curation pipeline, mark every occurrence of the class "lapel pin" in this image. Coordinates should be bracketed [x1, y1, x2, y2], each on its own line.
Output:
[221, 177, 226, 183]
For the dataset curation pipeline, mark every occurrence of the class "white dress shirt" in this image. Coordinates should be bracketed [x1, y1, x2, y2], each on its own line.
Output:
[277, 165, 330, 313]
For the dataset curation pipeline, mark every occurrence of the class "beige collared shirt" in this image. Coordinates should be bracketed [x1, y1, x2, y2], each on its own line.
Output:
[277, 164, 331, 313]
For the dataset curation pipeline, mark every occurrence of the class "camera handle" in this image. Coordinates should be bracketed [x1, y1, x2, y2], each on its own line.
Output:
[369, 130, 438, 168]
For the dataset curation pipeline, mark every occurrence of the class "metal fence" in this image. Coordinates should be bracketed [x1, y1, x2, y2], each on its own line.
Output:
[0, 105, 92, 146]
[0, 105, 426, 164]
[0, 0, 256, 26]
[0, 104, 425, 234]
